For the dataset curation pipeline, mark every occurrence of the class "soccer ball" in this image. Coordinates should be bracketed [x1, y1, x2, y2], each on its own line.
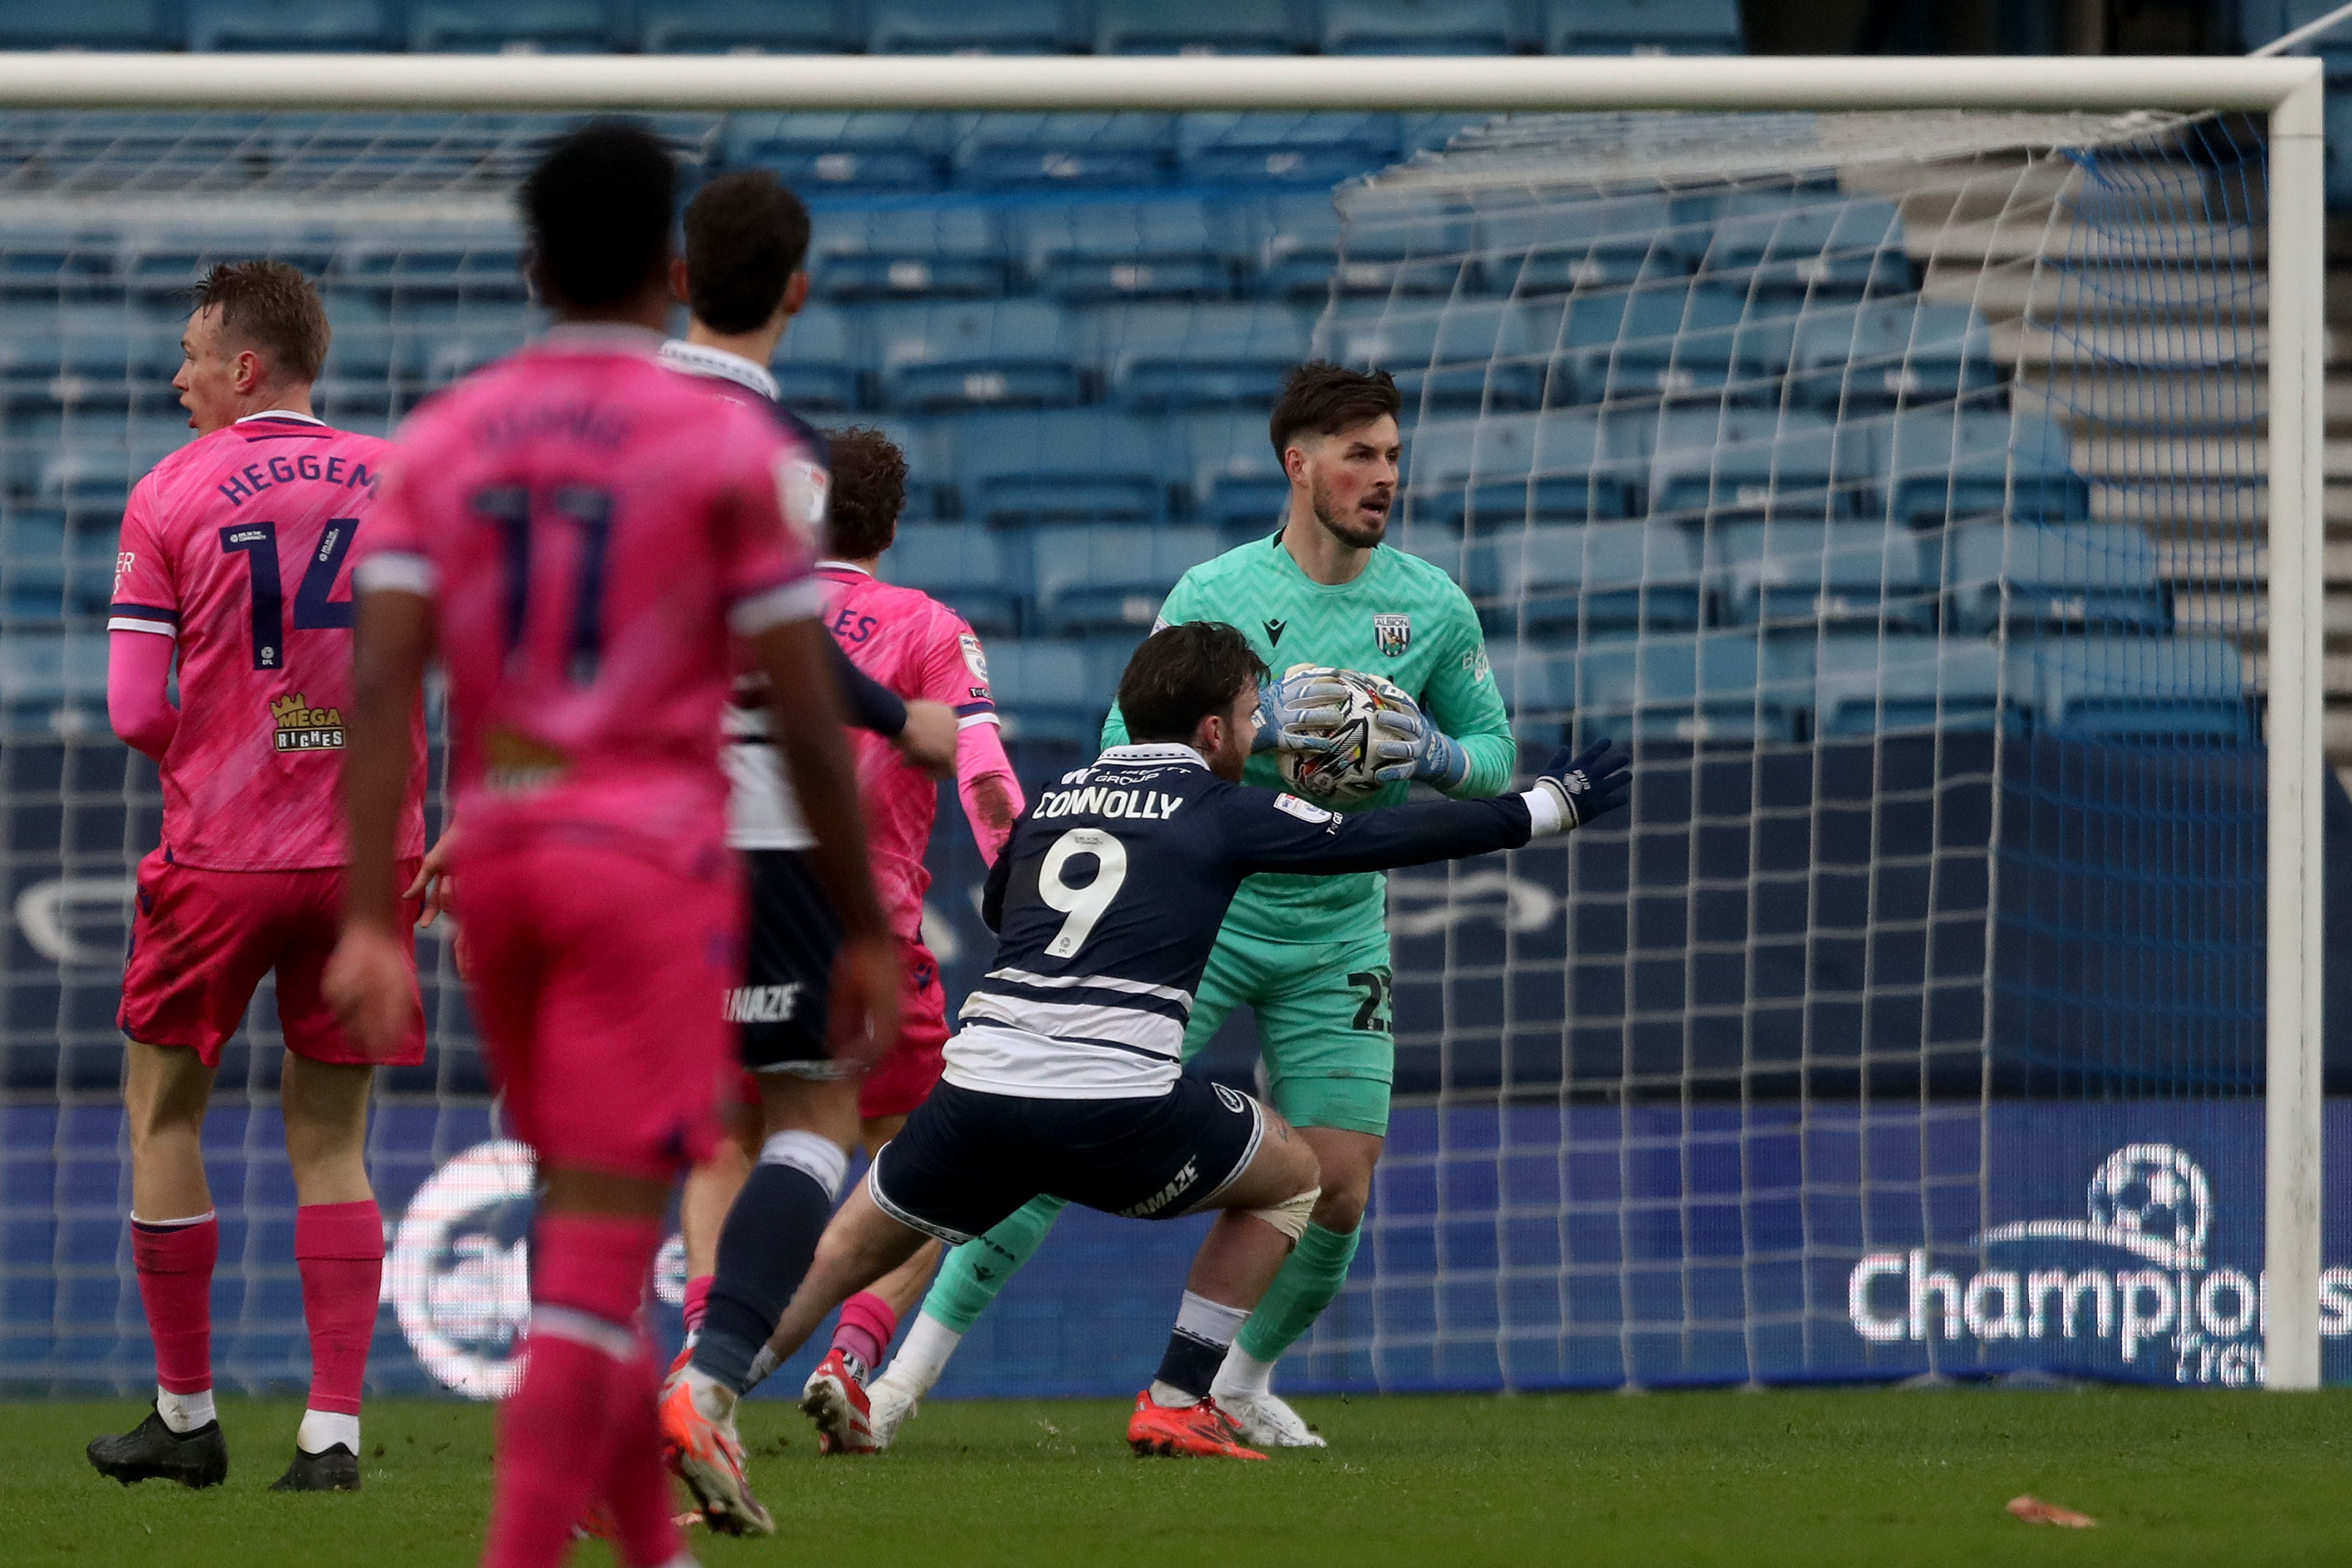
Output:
[1275, 665, 1417, 804]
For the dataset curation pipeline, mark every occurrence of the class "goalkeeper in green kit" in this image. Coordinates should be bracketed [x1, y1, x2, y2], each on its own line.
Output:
[842, 363, 1515, 1450]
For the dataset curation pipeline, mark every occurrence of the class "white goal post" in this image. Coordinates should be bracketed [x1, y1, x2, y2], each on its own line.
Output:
[0, 50, 2324, 1390]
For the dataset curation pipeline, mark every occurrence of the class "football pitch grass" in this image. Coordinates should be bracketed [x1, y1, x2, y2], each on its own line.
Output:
[7, 1387, 2351, 1567]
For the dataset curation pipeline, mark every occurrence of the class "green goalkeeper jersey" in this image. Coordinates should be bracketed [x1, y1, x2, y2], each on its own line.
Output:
[1101, 533, 1517, 947]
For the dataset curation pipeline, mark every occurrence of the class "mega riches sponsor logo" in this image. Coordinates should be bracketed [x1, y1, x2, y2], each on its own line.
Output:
[270, 692, 344, 751]
[1847, 1143, 2352, 1385]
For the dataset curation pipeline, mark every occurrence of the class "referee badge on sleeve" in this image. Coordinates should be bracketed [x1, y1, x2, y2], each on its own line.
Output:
[1372, 612, 1412, 657]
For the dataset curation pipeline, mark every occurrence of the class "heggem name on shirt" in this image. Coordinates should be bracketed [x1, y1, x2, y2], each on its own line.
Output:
[216, 453, 376, 508]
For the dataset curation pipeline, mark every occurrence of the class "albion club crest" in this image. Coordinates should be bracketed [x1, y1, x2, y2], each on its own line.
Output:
[1371, 612, 1411, 657]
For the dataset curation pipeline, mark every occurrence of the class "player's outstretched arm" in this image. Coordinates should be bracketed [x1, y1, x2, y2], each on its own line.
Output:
[956, 718, 1023, 864]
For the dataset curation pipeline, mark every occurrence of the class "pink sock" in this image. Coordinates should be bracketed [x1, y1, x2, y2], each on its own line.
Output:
[132, 1214, 217, 1396]
[483, 1213, 663, 1568]
[681, 1274, 712, 1334]
[296, 1200, 384, 1417]
[832, 1290, 899, 1374]
[598, 1339, 683, 1568]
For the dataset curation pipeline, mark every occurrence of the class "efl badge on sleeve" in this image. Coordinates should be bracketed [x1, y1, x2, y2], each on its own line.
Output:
[1372, 612, 1412, 657]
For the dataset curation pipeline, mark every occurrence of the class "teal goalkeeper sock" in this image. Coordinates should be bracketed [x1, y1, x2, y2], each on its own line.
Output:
[917, 1194, 1069, 1334]
[1233, 1222, 1360, 1363]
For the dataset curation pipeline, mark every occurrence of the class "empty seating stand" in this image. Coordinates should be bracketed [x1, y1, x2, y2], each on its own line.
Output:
[1028, 524, 1222, 633]
[2009, 636, 2253, 742]
[1936, 522, 2169, 636]
[1708, 522, 1933, 633]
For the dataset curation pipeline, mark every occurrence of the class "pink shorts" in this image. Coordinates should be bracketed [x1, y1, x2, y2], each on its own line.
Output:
[119, 849, 426, 1069]
[858, 937, 949, 1122]
[460, 839, 742, 1183]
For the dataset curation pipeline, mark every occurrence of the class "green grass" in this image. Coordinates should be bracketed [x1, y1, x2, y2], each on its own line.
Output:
[9, 1388, 2352, 1566]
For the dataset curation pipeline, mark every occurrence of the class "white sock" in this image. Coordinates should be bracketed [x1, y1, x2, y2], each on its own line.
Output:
[156, 1386, 216, 1433]
[1148, 1380, 1201, 1407]
[877, 1312, 962, 1398]
[1212, 1344, 1279, 1400]
[297, 1409, 360, 1455]
[683, 1363, 736, 1423]
[745, 1345, 782, 1390]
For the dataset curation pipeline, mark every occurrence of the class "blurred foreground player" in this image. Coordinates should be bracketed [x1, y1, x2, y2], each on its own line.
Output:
[730, 622, 1626, 1483]
[89, 260, 427, 1493]
[326, 123, 896, 1568]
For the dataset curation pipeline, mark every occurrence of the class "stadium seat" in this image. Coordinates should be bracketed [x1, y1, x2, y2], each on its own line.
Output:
[1095, 0, 1301, 53]
[1572, 631, 1803, 745]
[951, 115, 1176, 190]
[1480, 644, 1573, 742]
[1480, 522, 1705, 635]
[1321, 297, 1551, 409]
[1181, 411, 1291, 533]
[1, 510, 72, 620]
[1321, 0, 1519, 53]
[808, 202, 1008, 301]
[1477, 194, 1687, 296]
[726, 114, 951, 193]
[416, 321, 533, 388]
[867, 0, 1065, 53]
[1877, 411, 2089, 526]
[0, 227, 117, 296]
[639, 0, 843, 53]
[1095, 301, 1311, 408]
[879, 522, 1022, 636]
[0, 632, 108, 739]
[872, 301, 1086, 411]
[956, 411, 1173, 525]
[1024, 196, 1231, 301]
[1708, 522, 1933, 631]
[1406, 410, 1637, 532]
[859, 415, 959, 520]
[1934, 522, 2169, 636]
[1786, 300, 1998, 411]
[1643, 408, 1873, 523]
[123, 233, 338, 297]
[1563, 284, 1763, 405]
[34, 415, 189, 508]
[0, 0, 167, 48]
[1176, 114, 1403, 189]
[1329, 192, 1480, 297]
[407, 0, 612, 52]
[1807, 634, 2006, 737]
[1692, 192, 1911, 297]
[1028, 524, 1223, 634]
[336, 232, 527, 298]
[1543, 0, 1743, 54]
[2009, 635, 2253, 742]
[772, 305, 861, 413]
[1252, 191, 1351, 299]
[982, 639, 1118, 744]
[187, 0, 395, 50]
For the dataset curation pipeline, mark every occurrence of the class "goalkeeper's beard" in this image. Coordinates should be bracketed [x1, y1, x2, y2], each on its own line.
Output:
[1310, 476, 1390, 550]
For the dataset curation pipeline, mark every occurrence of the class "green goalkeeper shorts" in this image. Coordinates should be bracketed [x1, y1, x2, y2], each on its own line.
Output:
[1179, 927, 1394, 1138]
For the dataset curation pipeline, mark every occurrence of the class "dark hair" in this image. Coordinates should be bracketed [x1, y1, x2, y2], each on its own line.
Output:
[1117, 622, 1267, 745]
[1268, 360, 1402, 460]
[521, 120, 676, 312]
[190, 259, 330, 384]
[823, 426, 907, 560]
[682, 170, 812, 335]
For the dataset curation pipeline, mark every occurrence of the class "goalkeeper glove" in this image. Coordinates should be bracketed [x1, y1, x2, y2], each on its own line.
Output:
[1530, 738, 1633, 831]
[1252, 671, 1349, 756]
[1368, 697, 1470, 788]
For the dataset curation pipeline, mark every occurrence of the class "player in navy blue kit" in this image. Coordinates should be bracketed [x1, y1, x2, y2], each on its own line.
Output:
[696, 621, 1629, 1482]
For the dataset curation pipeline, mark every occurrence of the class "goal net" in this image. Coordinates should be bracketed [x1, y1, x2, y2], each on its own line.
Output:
[0, 83, 2334, 1401]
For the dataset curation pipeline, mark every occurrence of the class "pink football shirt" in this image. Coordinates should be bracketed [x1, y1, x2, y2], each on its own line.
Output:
[109, 413, 427, 871]
[359, 327, 820, 867]
[819, 563, 1022, 944]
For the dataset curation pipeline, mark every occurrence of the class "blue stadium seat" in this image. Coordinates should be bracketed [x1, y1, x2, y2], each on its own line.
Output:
[1692, 192, 1910, 297]
[1024, 196, 1231, 301]
[952, 115, 1176, 190]
[956, 411, 1173, 525]
[639, 0, 842, 52]
[188, 0, 394, 50]
[1708, 522, 1933, 631]
[1251, 191, 1350, 300]
[336, 232, 526, 298]
[1877, 411, 2088, 527]
[1934, 522, 2169, 636]
[1573, 631, 1802, 745]
[857, 415, 959, 520]
[407, 0, 612, 52]
[808, 202, 1008, 301]
[1478, 194, 1686, 295]
[1095, 0, 1301, 53]
[1321, 297, 1551, 409]
[1181, 411, 1290, 534]
[1643, 408, 1873, 523]
[879, 523, 1021, 636]
[416, 320, 533, 389]
[1806, 634, 2005, 738]
[1, 510, 72, 620]
[726, 114, 949, 194]
[1563, 284, 1764, 405]
[1543, 0, 1743, 53]
[1787, 300, 1998, 411]
[1095, 302, 1311, 408]
[0, 631, 108, 739]
[1481, 644, 1573, 742]
[34, 416, 191, 508]
[124, 234, 338, 297]
[773, 305, 861, 413]
[1480, 522, 1705, 635]
[1176, 114, 1402, 189]
[867, 0, 1065, 53]
[0, 0, 167, 47]
[2009, 636, 2252, 742]
[0, 226, 117, 295]
[1322, 0, 1518, 53]
[1406, 410, 1635, 532]
[1029, 524, 1223, 634]
[984, 639, 1127, 745]
[1331, 193, 1480, 297]
[872, 301, 1086, 411]
[48, 305, 182, 381]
